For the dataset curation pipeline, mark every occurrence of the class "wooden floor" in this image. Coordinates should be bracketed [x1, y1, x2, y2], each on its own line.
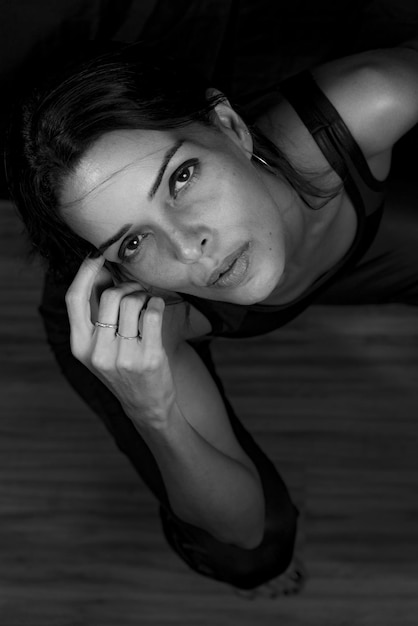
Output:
[1, 184, 417, 625]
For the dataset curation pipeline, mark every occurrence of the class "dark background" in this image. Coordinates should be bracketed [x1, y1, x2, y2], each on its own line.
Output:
[1, 0, 418, 199]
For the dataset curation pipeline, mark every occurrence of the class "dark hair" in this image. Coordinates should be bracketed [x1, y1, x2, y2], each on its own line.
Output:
[6, 42, 340, 279]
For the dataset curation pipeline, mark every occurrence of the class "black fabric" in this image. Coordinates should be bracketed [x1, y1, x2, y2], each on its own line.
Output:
[180, 71, 386, 338]
[315, 197, 418, 306]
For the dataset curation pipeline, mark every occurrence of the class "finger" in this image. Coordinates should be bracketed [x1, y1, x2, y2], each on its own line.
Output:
[90, 264, 118, 322]
[95, 284, 148, 337]
[140, 297, 165, 352]
[66, 255, 106, 338]
[117, 291, 149, 339]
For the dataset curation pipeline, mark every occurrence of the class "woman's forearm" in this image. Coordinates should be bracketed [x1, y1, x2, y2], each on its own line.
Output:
[135, 403, 265, 549]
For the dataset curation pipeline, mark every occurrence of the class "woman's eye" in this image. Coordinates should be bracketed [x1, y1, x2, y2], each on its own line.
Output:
[119, 234, 147, 261]
[171, 160, 199, 198]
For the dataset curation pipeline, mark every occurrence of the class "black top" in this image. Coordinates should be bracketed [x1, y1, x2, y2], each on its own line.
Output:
[180, 71, 386, 339]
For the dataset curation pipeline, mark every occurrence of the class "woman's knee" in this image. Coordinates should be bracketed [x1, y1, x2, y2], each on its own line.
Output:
[218, 504, 299, 589]
[160, 502, 299, 590]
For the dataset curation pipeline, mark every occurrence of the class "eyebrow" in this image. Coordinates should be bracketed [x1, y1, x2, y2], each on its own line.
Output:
[148, 139, 184, 199]
[96, 140, 185, 254]
[97, 223, 133, 254]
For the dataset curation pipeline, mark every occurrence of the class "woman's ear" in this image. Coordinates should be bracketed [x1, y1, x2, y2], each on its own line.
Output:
[206, 88, 253, 158]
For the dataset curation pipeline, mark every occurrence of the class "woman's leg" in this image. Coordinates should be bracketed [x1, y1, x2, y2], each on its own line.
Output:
[39, 271, 299, 590]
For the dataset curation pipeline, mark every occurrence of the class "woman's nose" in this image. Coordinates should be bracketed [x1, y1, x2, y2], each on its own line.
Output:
[170, 229, 209, 263]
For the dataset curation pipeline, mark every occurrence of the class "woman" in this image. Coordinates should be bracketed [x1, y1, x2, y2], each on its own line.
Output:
[6, 41, 418, 595]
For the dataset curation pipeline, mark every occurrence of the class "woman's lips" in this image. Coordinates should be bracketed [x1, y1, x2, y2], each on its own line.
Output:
[208, 243, 250, 289]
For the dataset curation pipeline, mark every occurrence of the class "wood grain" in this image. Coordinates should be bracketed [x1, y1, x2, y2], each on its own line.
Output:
[1, 185, 417, 625]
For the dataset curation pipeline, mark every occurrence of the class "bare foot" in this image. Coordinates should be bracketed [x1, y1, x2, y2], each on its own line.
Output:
[232, 557, 307, 600]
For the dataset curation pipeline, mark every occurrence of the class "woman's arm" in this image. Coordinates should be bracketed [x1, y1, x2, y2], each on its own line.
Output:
[311, 42, 418, 158]
[66, 256, 265, 549]
[137, 339, 265, 549]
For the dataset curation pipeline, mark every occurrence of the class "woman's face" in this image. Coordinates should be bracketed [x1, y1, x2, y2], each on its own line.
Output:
[61, 103, 294, 305]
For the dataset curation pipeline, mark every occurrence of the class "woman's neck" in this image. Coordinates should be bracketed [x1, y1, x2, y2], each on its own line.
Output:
[259, 191, 357, 306]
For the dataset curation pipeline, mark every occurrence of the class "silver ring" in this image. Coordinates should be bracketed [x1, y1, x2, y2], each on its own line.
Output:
[95, 321, 118, 329]
[115, 331, 141, 340]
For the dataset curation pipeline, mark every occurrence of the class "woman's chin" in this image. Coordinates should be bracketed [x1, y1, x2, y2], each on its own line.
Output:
[242, 274, 283, 305]
[223, 277, 282, 306]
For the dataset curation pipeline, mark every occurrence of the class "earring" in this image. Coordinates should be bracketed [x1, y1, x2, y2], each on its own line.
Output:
[252, 153, 271, 168]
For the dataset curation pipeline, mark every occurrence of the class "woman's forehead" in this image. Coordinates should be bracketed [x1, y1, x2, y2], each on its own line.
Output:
[62, 126, 214, 205]
[59, 130, 179, 242]
[67, 130, 179, 199]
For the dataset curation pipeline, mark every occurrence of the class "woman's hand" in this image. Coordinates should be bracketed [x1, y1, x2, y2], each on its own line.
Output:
[65, 255, 177, 427]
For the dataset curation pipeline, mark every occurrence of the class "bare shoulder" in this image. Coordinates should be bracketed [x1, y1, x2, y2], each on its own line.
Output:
[311, 46, 418, 158]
